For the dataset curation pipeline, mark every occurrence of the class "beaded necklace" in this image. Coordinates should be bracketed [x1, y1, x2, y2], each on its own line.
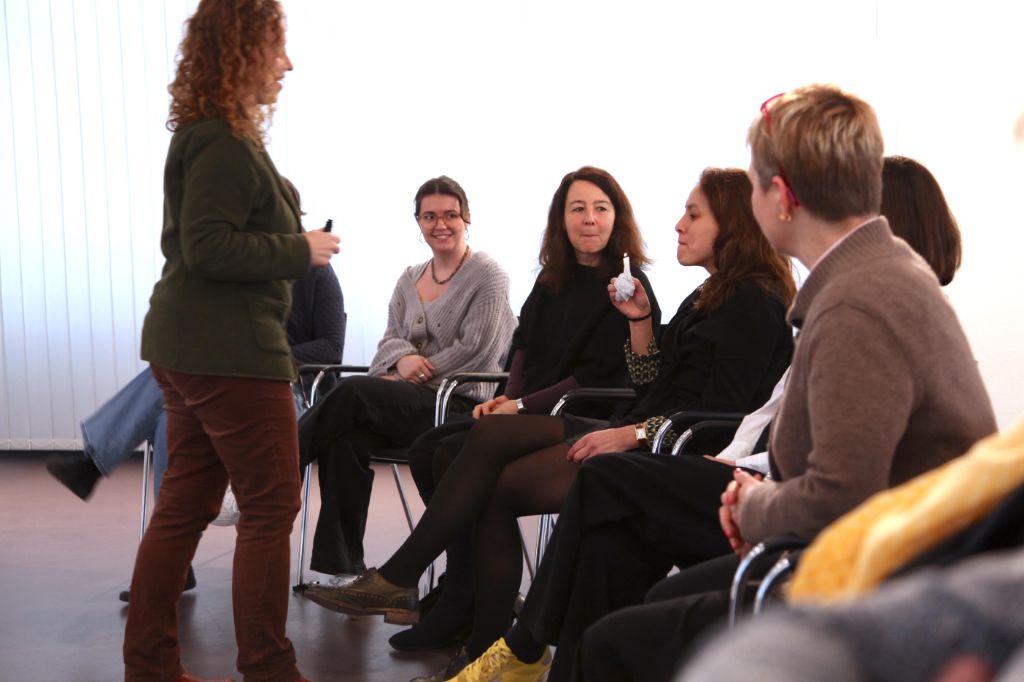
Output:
[430, 247, 471, 285]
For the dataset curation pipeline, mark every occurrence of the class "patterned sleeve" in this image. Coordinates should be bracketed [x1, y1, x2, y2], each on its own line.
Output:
[642, 414, 678, 452]
[624, 337, 661, 385]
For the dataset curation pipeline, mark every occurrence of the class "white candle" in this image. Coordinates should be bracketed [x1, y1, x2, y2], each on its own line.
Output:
[622, 252, 631, 276]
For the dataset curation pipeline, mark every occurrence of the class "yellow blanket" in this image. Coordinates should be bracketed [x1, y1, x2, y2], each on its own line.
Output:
[788, 418, 1024, 604]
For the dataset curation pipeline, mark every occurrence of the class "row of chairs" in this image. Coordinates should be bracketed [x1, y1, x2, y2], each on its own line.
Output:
[130, 369, 753, 603]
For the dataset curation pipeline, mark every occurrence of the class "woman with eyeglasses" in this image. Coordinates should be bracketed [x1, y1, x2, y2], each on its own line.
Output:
[297, 175, 516, 581]
[303, 167, 796, 681]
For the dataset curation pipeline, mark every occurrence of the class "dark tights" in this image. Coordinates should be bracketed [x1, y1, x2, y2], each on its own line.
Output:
[467, 439, 580, 655]
[380, 415, 582, 656]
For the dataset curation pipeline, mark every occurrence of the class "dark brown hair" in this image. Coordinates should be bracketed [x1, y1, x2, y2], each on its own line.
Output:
[697, 168, 796, 310]
[414, 176, 471, 224]
[167, 0, 285, 145]
[748, 84, 883, 221]
[882, 156, 962, 286]
[538, 166, 649, 291]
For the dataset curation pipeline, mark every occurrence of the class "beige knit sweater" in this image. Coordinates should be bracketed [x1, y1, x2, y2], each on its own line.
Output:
[740, 218, 996, 543]
[369, 251, 517, 403]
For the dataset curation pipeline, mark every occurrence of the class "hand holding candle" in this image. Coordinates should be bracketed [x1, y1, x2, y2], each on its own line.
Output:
[613, 252, 636, 302]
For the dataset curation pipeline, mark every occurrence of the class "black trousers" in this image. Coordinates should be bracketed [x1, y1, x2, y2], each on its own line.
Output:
[297, 376, 472, 574]
[516, 452, 735, 682]
[580, 480, 1024, 682]
[573, 554, 742, 682]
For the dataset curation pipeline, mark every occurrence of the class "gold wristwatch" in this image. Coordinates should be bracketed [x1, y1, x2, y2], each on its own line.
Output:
[634, 422, 648, 447]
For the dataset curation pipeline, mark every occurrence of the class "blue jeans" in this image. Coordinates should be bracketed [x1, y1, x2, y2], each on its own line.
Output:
[81, 367, 168, 498]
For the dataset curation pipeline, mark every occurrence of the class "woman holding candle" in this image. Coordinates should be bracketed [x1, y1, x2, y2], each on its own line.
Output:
[305, 166, 795, 680]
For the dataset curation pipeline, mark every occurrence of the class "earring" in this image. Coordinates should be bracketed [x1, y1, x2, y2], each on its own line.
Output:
[418, 232, 426, 243]
[464, 227, 470, 242]
[778, 212, 792, 222]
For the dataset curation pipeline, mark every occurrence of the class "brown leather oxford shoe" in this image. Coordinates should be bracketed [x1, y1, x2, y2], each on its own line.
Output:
[303, 568, 419, 625]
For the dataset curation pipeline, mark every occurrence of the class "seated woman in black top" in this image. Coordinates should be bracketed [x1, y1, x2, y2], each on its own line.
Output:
[304, 168, 794, 671]
[392, 167, 660, 652]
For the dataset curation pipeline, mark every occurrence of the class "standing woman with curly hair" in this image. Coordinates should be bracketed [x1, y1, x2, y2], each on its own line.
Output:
[123, 1, 335, 681]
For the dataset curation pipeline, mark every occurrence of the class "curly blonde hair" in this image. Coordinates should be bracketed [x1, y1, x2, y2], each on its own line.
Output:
[167, 0, 284, 146]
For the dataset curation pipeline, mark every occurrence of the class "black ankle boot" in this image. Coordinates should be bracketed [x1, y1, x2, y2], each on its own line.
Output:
[46, 452, 102, 501]
[389, 533, 474, 652]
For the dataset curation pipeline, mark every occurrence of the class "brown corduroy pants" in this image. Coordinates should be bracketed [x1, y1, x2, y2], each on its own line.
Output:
[124, 366, 302, 682]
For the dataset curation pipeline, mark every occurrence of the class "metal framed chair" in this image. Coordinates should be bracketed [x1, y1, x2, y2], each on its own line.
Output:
[753, 549, 803, 615]
[136, 438, 156, 544]
[291, 366, 506, 593]
[542, 399, 752, 570]
[727, 534, 807, 628]
[539, 387, 638, 565]
[650, 411, 747, 456]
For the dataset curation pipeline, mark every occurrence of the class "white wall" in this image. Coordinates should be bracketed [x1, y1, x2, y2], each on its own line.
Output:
[2, 0, 1023, 448]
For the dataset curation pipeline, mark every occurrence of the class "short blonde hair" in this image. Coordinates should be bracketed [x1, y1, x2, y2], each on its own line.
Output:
[748, 84, 883, 221]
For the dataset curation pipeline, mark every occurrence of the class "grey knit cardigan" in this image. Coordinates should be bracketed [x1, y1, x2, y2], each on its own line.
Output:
[369, 251, 517, 403]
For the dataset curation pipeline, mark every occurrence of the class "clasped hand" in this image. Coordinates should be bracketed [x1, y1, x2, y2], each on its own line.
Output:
[718, 468, 766, 557]
[473, 395, 520, 418]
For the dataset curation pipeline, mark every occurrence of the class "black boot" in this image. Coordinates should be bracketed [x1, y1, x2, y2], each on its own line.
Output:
[389, 532, 474, 651]
[119, 565, 197, 603]
[46, 452, 102, 501]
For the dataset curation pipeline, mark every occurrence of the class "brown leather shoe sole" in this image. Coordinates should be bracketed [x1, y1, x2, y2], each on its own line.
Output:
[303, 587, 419, 625]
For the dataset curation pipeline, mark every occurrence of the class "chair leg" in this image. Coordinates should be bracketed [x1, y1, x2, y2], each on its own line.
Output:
[139, 439, 153, 543]
[729, 541, 767, 628]
[753, 555, 794, 615]
[293, 461, 317, 592]
[518, 518, 535, 581]
[534, 513, 556, 567]
[121, 440, 154, 602]
[391, 463, 416, 533]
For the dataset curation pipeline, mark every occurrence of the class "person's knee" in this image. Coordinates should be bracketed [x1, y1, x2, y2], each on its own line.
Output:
[646, 572, 684, 602]
[152, 476, 226, 530]
[237, 495, 300, 535]
[431, 438, 462, 483]
[408, 446, 435, 499]
[579, 452, 633, 479]
[582, 608, 624, 653]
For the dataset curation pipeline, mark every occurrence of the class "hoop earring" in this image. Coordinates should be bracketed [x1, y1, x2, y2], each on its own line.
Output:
[464, 227, 470, 242]
[418, 232, 426, 244]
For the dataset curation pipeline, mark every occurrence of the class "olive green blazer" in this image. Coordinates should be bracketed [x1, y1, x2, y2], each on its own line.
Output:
[141, 119, 310, 381]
